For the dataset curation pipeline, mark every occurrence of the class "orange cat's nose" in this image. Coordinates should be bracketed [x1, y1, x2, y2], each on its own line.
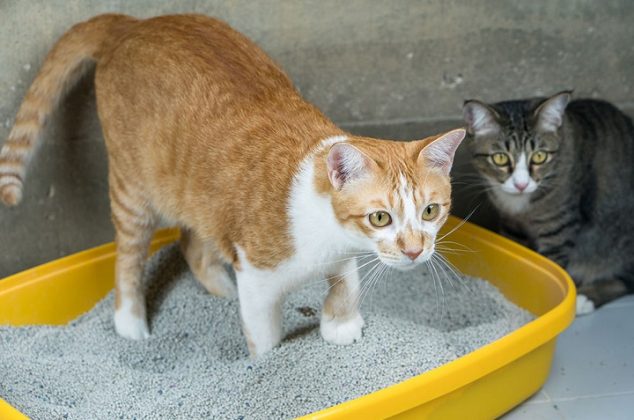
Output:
[401, 248, 423, 261]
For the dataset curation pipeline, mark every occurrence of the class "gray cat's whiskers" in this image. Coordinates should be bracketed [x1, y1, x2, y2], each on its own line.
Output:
[464, 93, 634, 311]
[457, 179, 499, 198]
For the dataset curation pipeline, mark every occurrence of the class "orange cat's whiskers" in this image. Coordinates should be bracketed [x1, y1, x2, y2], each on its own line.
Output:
[323, 255, 379, 282]
[435, 240, 475, 253]
[436, 207, 479, 243]
[430, 253, 456, 291]
[2, 12, 466, 356]
[434, 247, 469, 256]
[425, 259, 446, 319]
[431, 253, 464, 292]
[300, 255, 379, 293]
[369, 264, 390, 305]
[379, 265, 394, 296]
[311, 252, 374, 268]
[357, 262, 387, 309]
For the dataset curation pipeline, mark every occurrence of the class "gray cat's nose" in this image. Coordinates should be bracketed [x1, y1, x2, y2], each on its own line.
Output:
[514, 181, 528, 191]
[401, 248, 423, 261]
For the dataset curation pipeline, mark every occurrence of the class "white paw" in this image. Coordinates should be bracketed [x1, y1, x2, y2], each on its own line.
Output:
[242, 325, 282, 359]
[576, 294, 595, 316]
[320, 312, 365, 345]
[114, 308, 150, 340]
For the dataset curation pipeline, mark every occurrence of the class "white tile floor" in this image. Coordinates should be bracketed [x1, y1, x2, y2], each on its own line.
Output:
[503, 294, 634, 419]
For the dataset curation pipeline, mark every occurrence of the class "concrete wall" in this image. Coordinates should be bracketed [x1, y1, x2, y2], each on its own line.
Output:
[1, 0, 633, 277]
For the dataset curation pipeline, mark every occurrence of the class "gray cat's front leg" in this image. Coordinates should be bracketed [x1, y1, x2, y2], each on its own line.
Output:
[565, 252, 631, 315]
[534, 234, 575, 269]
[578, 279, 630, 310]
[498, 221, 532, 248]
[532, 213, 583, 270]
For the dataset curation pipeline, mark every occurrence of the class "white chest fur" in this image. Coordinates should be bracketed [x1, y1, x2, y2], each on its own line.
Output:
[233, 137, 367, 356]
[236, 136, 362, 290]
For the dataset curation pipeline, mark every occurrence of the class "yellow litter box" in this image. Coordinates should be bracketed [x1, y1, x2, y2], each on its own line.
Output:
[0, 216, 575, 419]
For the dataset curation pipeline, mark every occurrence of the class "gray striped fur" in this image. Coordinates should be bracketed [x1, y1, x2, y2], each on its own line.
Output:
[463, 92, 634, 308]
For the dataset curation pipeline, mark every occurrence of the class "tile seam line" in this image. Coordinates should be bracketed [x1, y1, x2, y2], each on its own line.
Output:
[549, 389, 634, 403]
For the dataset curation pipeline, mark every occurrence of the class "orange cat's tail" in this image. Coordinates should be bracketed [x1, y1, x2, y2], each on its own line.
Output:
[0, 14, 136, 206]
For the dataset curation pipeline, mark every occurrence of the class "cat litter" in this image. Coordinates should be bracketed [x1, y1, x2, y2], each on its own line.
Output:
[0, 244, 533, 419]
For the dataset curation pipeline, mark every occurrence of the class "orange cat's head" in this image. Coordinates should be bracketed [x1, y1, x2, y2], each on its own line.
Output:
[324, 129, 465, 270]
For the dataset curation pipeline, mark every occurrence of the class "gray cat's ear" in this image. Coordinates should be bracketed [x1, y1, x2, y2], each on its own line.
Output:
[419, 129, 466, 176]
[463, 100, 500, 137]
[327, 143, 374, 190]
[534, 91, 571, 132]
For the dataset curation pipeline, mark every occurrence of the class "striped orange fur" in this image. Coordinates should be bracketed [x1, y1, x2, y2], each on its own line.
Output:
[1, 14, 465, 356]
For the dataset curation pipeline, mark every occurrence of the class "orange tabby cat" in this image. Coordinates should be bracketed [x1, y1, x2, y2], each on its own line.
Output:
[0, 14, 465, 357]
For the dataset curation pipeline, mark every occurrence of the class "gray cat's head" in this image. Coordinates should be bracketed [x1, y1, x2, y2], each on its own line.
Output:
[462, 91, 571, 213]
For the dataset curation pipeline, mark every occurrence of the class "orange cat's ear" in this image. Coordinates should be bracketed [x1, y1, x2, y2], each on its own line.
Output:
[327, 143, 375, 190]
[418, 129, 466, 176]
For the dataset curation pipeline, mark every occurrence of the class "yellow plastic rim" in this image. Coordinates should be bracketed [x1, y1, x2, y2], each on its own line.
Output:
[0, 218, 575, 419]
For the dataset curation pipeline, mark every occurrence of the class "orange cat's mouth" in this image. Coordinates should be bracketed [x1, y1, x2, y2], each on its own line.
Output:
[378, 250, 433, 271]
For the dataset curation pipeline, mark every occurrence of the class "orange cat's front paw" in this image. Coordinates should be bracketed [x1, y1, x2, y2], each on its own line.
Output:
[320, 312, 364, 345]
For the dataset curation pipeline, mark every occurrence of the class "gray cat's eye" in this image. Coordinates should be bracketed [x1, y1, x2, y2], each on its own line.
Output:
[491, 153, 510, 166]
[531, 151, 548, 165]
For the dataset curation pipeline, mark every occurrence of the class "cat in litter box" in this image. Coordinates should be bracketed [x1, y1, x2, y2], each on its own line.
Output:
[463, 91, 634, 315]
[0, 14, 465, 357]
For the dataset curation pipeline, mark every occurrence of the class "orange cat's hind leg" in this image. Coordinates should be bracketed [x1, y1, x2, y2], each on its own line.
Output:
[180, 229, 236, 298]
[109, 171, 156, 340]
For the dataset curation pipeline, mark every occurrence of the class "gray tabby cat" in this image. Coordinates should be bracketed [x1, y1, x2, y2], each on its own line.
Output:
[462, 91, 634, 315]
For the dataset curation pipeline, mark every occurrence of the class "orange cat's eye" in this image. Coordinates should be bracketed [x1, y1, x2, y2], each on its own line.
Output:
[422, 204, 440, 221]
[369, 211, 392, 227]
[491, 153, 510, 166]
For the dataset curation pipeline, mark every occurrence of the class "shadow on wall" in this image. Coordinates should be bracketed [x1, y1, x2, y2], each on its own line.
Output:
[0, 69, 112, 277]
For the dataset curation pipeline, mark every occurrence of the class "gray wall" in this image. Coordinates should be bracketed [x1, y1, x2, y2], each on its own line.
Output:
[1, 0, 633, 277]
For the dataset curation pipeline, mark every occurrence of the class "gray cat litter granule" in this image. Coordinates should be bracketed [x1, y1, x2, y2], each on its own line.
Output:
[0, 245, 534, 419]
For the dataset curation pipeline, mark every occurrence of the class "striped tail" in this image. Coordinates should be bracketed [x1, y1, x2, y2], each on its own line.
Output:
[0, 14, 135, 206]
